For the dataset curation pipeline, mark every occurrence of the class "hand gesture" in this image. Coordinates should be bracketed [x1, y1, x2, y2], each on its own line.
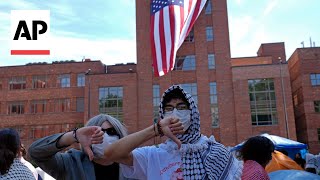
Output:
[77, 126, 104, 160]
[159, 117, 184, 148]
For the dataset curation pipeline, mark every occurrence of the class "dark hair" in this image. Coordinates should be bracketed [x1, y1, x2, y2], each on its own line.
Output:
[20, 144, 27, 157]
[278, 149, 288, 156]
[0, 128, 21, 175]
[306, 167, 316, 174]
[240, 136, 275, 167]
[162, 88, 189, 107]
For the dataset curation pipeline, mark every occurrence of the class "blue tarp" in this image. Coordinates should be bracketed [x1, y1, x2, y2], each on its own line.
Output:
[231, 133, 308, 159]
[269, 170, 320, 180]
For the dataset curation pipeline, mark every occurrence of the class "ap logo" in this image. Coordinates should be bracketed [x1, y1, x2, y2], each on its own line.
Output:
[11, 10, 50, 55]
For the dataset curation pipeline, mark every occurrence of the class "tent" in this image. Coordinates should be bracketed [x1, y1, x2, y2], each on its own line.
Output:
[266, 151, 304, 173]
[231, 133, 308, 159]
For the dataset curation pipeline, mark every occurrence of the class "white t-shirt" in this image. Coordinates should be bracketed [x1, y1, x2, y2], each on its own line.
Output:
[121, 145, 184, 180]
[20, 157, 38, 180]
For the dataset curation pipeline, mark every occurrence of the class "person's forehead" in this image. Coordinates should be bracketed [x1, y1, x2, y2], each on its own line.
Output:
[101, 121, 112, 129]
[166, 98, 185, 105]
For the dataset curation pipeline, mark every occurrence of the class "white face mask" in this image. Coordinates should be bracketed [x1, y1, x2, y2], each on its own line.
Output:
[164, 109, 191, 131]
[92, 133, 119, 159]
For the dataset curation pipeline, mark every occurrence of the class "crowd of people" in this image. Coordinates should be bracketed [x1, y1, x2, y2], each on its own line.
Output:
[0, 85, 318, 180]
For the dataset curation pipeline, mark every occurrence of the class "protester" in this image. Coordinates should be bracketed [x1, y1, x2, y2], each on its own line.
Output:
[305, 153, 319, 175]
[104, 85, 243, 179]
[0, 128, 35, 180]
[239, 136, 274, 180]
[29, 114, 128, 180]
[294, 152, 306, 169]
[19, 144, 38, 180]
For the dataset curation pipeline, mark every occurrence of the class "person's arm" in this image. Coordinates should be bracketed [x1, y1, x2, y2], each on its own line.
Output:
[29, 126, 103, 178]
[104, 117, 184, 166]
[56, 126, 104, 160]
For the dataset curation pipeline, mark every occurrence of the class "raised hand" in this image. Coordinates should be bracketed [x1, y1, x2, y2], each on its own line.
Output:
[159, 117, 184, 148]
[77, 126, 104, 160]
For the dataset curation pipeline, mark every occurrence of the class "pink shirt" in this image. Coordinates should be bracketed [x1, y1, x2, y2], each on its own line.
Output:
[241, 160, 269, 180]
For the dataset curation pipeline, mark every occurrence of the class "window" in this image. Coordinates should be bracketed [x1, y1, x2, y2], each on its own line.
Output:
[32, 75, 48, 88]
[318, 128, 320, 143]
[77, 73, 85, 87]
[205, 0, 212, 14]
[30, 126, 49, 139]
[9, 76, 26, 90]
[310, 73, 320, 86]
[208, 54, 215, 69]
[99, 87, 123, 121]
[248, 79, 278, 125]
[8, 101, 25, 115]
[58, 74, 70, 88]
[30, 100, 47, 114]
[76, 97, 84, 112]
[54, 98, 71, 112]
[153, 85, 160, 119]
[206, 27, 213, 41]
[180, 83, 198, 104]
[184, 28, 194, 42]
[210, 82, 219, 127]
[315, 101, 320, 113]
[174, 55, 196, 70]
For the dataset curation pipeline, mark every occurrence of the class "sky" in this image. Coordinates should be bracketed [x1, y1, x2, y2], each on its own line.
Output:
[0, 0, 319, 67]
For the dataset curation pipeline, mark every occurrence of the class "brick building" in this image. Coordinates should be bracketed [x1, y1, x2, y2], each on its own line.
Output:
[0, 60, 105, 148]
[0, 0, 315, 153]
[87, 1, 298, 146]
[231, 42, 297, 144]
[288, 47, 320, 154]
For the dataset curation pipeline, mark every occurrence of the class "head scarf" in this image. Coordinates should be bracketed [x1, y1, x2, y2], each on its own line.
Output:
[159, 85, 242, 180]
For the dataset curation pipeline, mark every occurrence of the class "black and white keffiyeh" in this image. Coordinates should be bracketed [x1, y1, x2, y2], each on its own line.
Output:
[0, 158, 35, 180]
[158, 85, 243, 180]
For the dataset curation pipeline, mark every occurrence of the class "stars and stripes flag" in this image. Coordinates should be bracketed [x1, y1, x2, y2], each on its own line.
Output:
[150, 0, 208, 77]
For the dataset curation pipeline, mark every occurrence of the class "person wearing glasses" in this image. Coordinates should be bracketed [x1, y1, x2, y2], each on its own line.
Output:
[104, 85, 243, 180]
[29, 114, 128, 180]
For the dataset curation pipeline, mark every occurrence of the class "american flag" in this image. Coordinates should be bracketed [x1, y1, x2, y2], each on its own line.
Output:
[150, 0, 208, 77]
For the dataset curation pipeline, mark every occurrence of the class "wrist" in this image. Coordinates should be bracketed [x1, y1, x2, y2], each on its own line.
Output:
[153, 119, 159, 136]
[72, 128, 79, 143]
[157, 120, 164, 137]
[57, 131, 76, 148]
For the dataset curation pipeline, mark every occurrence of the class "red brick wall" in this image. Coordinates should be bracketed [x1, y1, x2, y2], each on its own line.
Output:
[106, 64, 136, 74]
[0, 61, 105, 148]
[257, 42, 286, 64]
[232, 63, 297, 143]
[231, 56, 272, 66]
[85, 73, 138, 133]
[288, 47, 320, 153]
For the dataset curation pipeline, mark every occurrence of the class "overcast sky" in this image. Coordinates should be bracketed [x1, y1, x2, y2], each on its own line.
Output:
[0, 0, 319, 67]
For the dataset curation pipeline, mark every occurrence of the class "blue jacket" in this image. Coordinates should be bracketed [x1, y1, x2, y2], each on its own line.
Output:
[29, 133, 127, 180]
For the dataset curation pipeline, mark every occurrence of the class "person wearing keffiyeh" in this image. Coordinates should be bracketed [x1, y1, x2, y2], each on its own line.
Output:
[239, 136, 275, 180]
[104, 85, 243, 180]
[0, 128, 35, 180]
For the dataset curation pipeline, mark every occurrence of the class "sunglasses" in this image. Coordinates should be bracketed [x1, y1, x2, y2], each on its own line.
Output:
[101, 127, 119, 137]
